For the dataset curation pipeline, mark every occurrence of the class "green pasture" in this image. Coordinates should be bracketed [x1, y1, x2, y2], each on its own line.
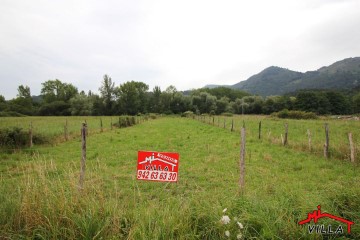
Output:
[0, 116, 359, 239]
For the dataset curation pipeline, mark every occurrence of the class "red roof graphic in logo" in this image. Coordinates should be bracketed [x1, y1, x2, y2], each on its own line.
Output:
[298, 205, 354, 233]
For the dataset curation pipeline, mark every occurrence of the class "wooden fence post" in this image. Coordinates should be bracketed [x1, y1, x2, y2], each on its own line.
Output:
[223, 118, 226, 129]
[239, 123, 246, 192]
[64, 119, 68, 141]
[283, 123, 288, 146]
[218, 117, 220, 127]
[100, 118, 103, 132]
[29, 122, 33, 147]
[324, 123, 329, 158]
[258, 121, 261, 139]
[85, 120, 88, 136]
[231, 119, 234, 132]
[307, 129, 312, 151]
[213, 117, 214, 125]
[348, 132, 355, 163]
[111, 117, 113, 130]
[79, 123, 87, 190]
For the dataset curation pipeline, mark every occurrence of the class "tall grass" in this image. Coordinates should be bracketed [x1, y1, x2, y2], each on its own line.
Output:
[0, 117, 359, 239]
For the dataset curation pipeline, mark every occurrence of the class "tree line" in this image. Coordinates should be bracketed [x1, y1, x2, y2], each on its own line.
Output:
[1, 74, 360, 116]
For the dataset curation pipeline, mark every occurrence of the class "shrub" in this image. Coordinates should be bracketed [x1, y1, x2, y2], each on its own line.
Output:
[0, 111, 26, 117]
[0, 127, 49, 148]
[221, 112, 233, 117]
[113, 116, 137, 128]
[148, 113, 157, 119]
[181, 111, 194, 117]
[272, 109, 318, 119]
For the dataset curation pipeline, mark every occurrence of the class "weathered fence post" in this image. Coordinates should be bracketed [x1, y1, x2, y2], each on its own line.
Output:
[239, 122, 246, 192]
[29, 122, 33, 147]
[100, 118, 103, 132]
[85, 120, 88, 136]
[348, 132, 355, 163]
[283, 123, 288, 146]
[218, 117, 220, 127]
[324, 123, 329, 158]
[307, 129, 312, 151]
[223, 118, 226, 129]
[79, 123, 87, 190]
[213, 117, 214, 125]
[111, 117, 113, 130]
[231, 119, 234, 132]
[258, 121, 261, 139]
[64, 119, 68, 141]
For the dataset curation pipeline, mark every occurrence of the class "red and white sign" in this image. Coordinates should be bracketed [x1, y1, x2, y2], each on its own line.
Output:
[137, 151, 179, 182]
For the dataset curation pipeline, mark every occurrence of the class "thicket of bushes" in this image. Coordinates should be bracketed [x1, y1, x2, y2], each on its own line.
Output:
[272, 109, 318, 119]
[0, 127, 49, 148]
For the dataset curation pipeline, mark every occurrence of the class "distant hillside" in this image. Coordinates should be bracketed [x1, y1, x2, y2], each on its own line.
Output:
[209, 57, 360, 96]
[232, 66, 303, 96]
[203, 84, 231, 89]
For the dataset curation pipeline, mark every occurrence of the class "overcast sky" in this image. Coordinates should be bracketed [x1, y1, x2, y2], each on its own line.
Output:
[1, 0, 360, 99]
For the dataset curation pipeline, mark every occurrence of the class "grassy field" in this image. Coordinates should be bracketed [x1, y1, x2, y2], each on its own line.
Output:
[0, 116, 359, 239]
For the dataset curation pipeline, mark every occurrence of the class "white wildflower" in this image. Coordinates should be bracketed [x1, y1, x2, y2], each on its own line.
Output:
[237, 233, 243, 239]
[225, 230, 230, 237]
[223, 208, 228, 213]
[220, 215, 231, 225]
[237, 221, 244, 229]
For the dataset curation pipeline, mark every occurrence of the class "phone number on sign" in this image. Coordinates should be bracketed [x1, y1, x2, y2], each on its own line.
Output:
[137, 170, 177, 182]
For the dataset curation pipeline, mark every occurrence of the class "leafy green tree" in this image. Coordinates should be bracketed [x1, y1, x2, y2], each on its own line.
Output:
[0, 95, 8, 112]
[41, 79, 78, 103]
[160, 85, 177, 114]
[325, 91, 351, 115]
[17, 85, 31, 99]
[91, 94, 105, 116]
[99, 74, 115, 115]
[69, 93, 93, 116]
[116, 81, 149, 115]
[170, 92, 191, 114]
[191, 92, 217, 114]
[295, 91, 317, 113]
[38, 101, 71, 116]
[200, 87, 250, 101]
[215, 97, 229, 114]
[149, 86, 162, 113]
[353, 93, 360, 113]
[242, 96, 263, 114]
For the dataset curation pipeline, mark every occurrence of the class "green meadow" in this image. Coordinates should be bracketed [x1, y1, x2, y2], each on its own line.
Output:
[0, 116, 359, 239]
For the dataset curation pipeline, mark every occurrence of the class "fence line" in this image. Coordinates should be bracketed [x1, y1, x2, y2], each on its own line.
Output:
[191, 115, 358, 163]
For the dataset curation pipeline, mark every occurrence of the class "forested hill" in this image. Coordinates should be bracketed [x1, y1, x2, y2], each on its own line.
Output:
[216, 57, 360, 96]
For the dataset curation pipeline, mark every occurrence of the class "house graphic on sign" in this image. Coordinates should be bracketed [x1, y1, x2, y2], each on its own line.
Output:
[139, 153, 176, 171]
[298, 205, 355, 233]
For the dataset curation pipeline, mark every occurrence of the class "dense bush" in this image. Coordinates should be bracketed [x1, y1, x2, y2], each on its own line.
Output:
[272, 109, 318, 119]
[221, 112, 233, 117]
[0, 127, 49, 148]
[148, 113, 157, 119]
[113, 116, 137, 128]
[0, 111, 26, 117]
[181, 111, 194, 117]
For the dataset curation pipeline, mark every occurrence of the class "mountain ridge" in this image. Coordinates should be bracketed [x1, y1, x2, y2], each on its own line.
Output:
[205, 57, 360, 96]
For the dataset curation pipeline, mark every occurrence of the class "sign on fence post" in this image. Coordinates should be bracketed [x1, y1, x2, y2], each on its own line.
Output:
[137, 151, 179, 182]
